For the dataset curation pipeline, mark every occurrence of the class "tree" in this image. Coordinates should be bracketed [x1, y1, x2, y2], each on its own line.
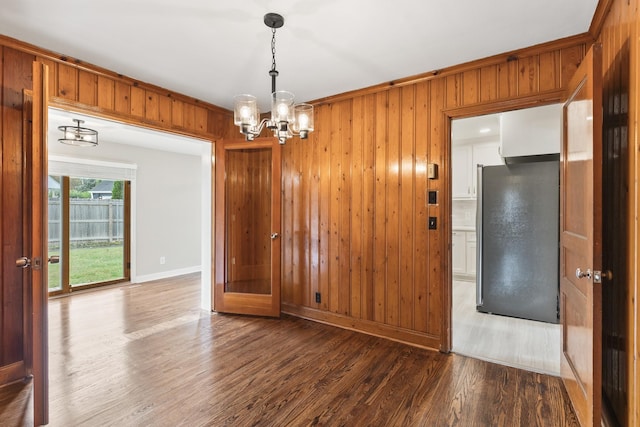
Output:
[111, 181, 123, 199]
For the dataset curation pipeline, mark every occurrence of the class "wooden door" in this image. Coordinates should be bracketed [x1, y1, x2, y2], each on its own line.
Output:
[560, 43, 603, 427]
[214, 138, 281, 317]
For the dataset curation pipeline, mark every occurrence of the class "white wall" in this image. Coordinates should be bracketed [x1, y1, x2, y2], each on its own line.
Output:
[48, 139, 202, 281]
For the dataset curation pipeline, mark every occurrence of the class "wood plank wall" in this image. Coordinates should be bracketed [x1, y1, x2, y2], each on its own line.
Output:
[280, 36, 591, 350]
[594, 0, 640, 425]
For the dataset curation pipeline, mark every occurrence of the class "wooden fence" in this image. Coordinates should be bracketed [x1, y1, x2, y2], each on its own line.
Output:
[48, 199, 124, 247]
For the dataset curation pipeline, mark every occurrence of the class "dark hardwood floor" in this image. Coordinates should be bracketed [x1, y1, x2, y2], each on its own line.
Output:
[1, 273, 579, 426]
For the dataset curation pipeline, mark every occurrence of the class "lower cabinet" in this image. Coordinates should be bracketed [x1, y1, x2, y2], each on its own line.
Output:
[452, 229, 476, 280]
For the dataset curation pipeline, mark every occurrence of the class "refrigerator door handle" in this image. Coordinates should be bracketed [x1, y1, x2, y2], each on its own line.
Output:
[476, 164, 484, 307]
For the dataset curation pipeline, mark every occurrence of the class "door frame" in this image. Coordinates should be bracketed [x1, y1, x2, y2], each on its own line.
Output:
[442, 93, 566, 352]
[213, 137, 282, 317]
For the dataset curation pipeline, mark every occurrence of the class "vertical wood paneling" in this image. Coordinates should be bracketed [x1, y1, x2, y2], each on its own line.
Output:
[97, 76, 115, 111]
[158, 95, 172, 126]
[57, 63, 77, 101]
[446, 74, 461, 108]
[399, 85, 415, 330]
[386, 88, 401, 327]
[560, 45, 585, 89]
[338, 100, 352, 316]
[172, 99, 184, 128]
[517, 55, 539, 95]
[318, 104, 331, 311]
[427, 78, 446, 338]
[361, 94, 376, 321]
[414, 81, 429, 333]
[36, 57, 56, 96]
[497, 60, 518, 99]
[373, 92, 388, 323]
[539, 51, 560, 92]
[282, 141, 294, 304]
[145, 91, 159, 122]
[184, 104, 195, 130]
[328, 103, 341, 313]
[195, 106, 207, 133]
[309, 113, 320, 309]
[130, 86, 145, 118]
[78, 70, 97, 106]
[463, 70, 480, 105]
[351, 97, 364, 319]
[480, 65, 498, 103]
[114, 81, 131, 114]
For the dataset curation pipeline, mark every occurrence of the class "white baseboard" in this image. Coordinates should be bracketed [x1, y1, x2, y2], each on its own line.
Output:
[134, 266, 201, 284]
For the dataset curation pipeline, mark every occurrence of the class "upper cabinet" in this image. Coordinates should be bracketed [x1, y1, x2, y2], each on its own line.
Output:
[452, 142, 502, 199]
[499, 103, 562, 158]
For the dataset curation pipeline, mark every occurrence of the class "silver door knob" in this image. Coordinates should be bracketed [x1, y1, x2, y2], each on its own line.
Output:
[270, 233, 279, 240]
[16, 257, 31, 268]
[575, 268, 592, 279]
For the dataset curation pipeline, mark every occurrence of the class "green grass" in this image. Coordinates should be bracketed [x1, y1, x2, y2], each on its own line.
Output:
[48, 245, 124, 290]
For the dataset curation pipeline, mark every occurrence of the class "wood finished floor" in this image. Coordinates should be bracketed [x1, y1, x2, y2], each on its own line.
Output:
[1, 273, 578, 426]
[452, 279, 561, 375]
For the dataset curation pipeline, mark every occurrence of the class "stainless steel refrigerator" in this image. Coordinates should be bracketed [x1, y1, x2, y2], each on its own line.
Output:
[476, 159, 559, 324]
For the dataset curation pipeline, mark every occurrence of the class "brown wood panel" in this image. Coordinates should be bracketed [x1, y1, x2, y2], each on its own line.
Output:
[35, 57, 56, 96]
[361, 94, 376, 321]
[78, 70, 97, 106]
[317, 103, 331, 311]
[539, 51, 560, 92]
[428, 78, 446, 339]
[413, 81, 430, 333]
[445, 74, 461, 108]
[560, 45, 586, 89]
[386, 88, 401, 327]
[56, 62, 77, 101]
[171, 98, 184, 128]
[97, 76, 115, 111]
[309, 113, 321, 309]
[145, 91, 159, 122]
[480, 65, 498, 103]
[281, 141, 294, 303]
[130, 86, 145, 118]
[517, 55, 539, 95]
[184, 103, 196, 131]
[298, 130, 311, 307]
[350, 97, 364, 319]
[158, 95, 171, 126]
[497, 60, 518, 99]
[194, 106, 208, 133]
[373, 92, 388, 324]
[328, 103, 341, 314]
[399, 85, 415, 330]
[462, 70, 480, 105]
[114, 81, 131, 114]
[338, 100, 352, 316]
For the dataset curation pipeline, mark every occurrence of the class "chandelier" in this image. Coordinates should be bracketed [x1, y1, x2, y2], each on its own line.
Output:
[234, 13, 314, 145]
[58, 118, 98, 147]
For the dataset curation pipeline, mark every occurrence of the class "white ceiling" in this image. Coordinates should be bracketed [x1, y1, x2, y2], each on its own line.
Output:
[2, 0, 599, 113]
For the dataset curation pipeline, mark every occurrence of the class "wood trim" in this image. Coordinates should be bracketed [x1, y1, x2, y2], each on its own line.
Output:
[282, 303, 441, 350]
[311, 33, 593, 107]
[0, 362, 27, 386]
[589, 0, 615, 40]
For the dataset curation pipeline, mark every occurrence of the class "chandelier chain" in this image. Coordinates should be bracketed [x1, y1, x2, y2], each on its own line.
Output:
[271, 27, 277, 72]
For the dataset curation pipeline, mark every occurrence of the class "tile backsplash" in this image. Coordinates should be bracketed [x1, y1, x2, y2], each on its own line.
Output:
[452, 199, 476, 228]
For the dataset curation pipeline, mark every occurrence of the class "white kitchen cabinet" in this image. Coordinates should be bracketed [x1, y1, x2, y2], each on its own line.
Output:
[453, 229, 476, 279]
[452, 142, 502, 199]
[452, 231, 466, 275]
[452, 146, 471, 199]
[465, 232, 476, 276]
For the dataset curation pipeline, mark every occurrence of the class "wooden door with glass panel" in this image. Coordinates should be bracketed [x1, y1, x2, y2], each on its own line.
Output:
[214, 138, 281, 317]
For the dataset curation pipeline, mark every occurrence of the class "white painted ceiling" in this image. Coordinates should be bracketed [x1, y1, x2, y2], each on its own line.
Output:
[2, 0, 599, 114]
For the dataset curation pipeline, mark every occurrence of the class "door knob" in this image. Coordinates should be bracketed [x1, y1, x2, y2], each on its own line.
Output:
[16, 257, 31, 268]
[270, 233, 279, 240]
[575, 268, 592, 279]
[48, 255, 60, 264]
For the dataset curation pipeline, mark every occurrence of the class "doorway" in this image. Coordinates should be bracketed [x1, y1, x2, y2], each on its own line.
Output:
[450, 109, 561, 375]
[48, 175, 131, 295]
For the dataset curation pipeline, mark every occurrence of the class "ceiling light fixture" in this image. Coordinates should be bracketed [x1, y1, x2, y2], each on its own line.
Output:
[234, 13, 314, 145]
[58, 118, 98, 147]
